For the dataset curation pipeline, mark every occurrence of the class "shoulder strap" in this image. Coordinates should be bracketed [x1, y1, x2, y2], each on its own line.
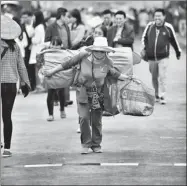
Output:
[1, 47, 8, 59]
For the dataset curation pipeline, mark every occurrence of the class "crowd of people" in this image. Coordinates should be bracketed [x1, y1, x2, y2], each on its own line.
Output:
[1, 4, 182, 156]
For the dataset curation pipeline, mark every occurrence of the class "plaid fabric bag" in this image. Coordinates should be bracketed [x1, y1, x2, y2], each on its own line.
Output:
[119, 78, 155, 116]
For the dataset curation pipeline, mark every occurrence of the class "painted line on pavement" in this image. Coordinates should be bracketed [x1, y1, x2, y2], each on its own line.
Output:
[176, 137, 186, 139]
[160, 137, 173, 139]
[24, 163, 63, 168]
[174, 163, 186, 167]
[4, 162, 187, 168]
[101, 163, 139, 166]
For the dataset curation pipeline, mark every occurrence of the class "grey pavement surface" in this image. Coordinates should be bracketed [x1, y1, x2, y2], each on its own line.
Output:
[1, 40, 186, 185]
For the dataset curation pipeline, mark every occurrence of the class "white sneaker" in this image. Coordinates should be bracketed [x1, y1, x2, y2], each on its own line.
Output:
[60, 111, 66, 118]
[81, 147, 89, 154]
[47, 115, 54, 121]
[160, 97, 166, 105]
[77, 127, 81, 133]
[2, 149, 12, 157]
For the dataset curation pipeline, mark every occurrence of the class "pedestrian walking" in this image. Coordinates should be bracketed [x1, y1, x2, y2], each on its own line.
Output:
[141, 8, 181, 104]
[101, 9, 113, 30]
[44, 37, 131, 154]
[41, 36, 67, 121]
[21, 11, 35, 91]
[107, 10, 135, 49]
[1, 15, 30, 157]
[69, 8, 85, 50]
[13, 17, 28, 93]
[29, 10, 46, 93]
[45, 7, 73, 107]
[74, 24, 107, 133]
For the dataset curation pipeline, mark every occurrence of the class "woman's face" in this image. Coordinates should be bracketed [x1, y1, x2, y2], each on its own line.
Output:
[69, 14, 76, 24]
[93, 51, 106, 59]
[93, 27, 104, 39]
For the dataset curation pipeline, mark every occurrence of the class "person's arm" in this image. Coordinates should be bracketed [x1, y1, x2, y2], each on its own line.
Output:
[141, 22, 152, 50]
[166, 23, 182, 59]
[107, 65, 130, 80]
[44, 25, 52, 42]
[23, 32, 28, 48]
[32, 26, 42, 45]
[44, 51, 88, 76]
[117, 28, 135, 46]
[71, 25, 86, 46]
[16, 45, 31, 89]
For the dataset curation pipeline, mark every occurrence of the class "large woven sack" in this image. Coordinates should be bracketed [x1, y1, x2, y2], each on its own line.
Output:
[109, 47, 133, 75]
[39, 49, 79, 89]
[119, 78, 155, 116]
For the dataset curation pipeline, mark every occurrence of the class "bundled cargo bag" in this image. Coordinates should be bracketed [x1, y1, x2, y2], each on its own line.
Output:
[109, 47, 133, 75]
[119, 78, 155, 116]
[37, 49, 79, 89]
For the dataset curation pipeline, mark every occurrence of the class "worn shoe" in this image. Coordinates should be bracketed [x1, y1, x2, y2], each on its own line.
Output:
[92, 147, 102, 153]
[160, 97, 166, 105]
[60, 111, 66, 118]
[54, 101, 59, 106]
[47, 115, 54, 121]
[66, 100, 73, 106]
[77, 127, 81, 133]
[2, 150, 12, 157]
[155, 96, 160, 102]
[81, 147, 89, 154]
[102, 111, 112, 116]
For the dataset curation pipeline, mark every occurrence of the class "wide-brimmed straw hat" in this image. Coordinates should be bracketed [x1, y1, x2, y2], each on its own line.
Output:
[1, 15, 21, 40]
[85, 37, 115, 53]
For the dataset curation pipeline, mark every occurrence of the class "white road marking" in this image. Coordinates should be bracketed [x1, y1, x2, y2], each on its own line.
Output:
[160, 137, 173, 139]
[176, 137, 186, 139]
[174, 163, 186, 167]
[24, 163, 63, 168]
[101, 163, 139, 166]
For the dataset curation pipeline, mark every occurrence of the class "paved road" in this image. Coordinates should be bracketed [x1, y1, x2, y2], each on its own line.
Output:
[1, 40, 186, 185]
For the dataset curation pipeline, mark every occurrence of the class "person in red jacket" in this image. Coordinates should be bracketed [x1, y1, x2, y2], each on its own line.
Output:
[141, 8, 181, 104]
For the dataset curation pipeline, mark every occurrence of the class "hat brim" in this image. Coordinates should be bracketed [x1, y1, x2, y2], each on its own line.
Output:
[85, 46, 115, 53]
[1, 15, 21, 40]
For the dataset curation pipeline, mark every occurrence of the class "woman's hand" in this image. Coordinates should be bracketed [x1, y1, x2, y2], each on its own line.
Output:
[43, 69, 54, 77]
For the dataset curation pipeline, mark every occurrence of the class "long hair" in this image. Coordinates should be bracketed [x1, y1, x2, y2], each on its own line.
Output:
[33, 11, 46, 29]
[70, 9, 84, 29]
[2, 39, 16, 51]
[12, 17, 24, 41]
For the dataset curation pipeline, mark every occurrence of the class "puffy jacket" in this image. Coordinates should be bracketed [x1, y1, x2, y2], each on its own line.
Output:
[142, 21, 181, 61]
[107, 23, 135, 49]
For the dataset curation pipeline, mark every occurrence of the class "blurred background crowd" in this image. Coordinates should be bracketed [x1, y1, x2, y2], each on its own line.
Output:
[1, 0, 186, 93]
[1, 1, 186, 37]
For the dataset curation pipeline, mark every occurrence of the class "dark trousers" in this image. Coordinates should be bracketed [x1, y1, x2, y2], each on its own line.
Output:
[47, 88, 65, 115]
[65, 87, 70, 101]
[1, 83, 17, 149]
[28, 64, 36, 91]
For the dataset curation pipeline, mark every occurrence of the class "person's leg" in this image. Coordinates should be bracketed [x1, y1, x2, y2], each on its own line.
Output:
[47, 89, 55, 120]
[28, 64, 36, 91]
[78, 103, 92, 150]
[65, 87, 73, 106]
[58, 88, 66, 118]
[76, 90, 92, 152]
[149, 61, 159, 98]
[91, 109, 103, 152]
[54, 90, 59, 106]
[1, 83, 17, 153]
[158, 58, 169, 104]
